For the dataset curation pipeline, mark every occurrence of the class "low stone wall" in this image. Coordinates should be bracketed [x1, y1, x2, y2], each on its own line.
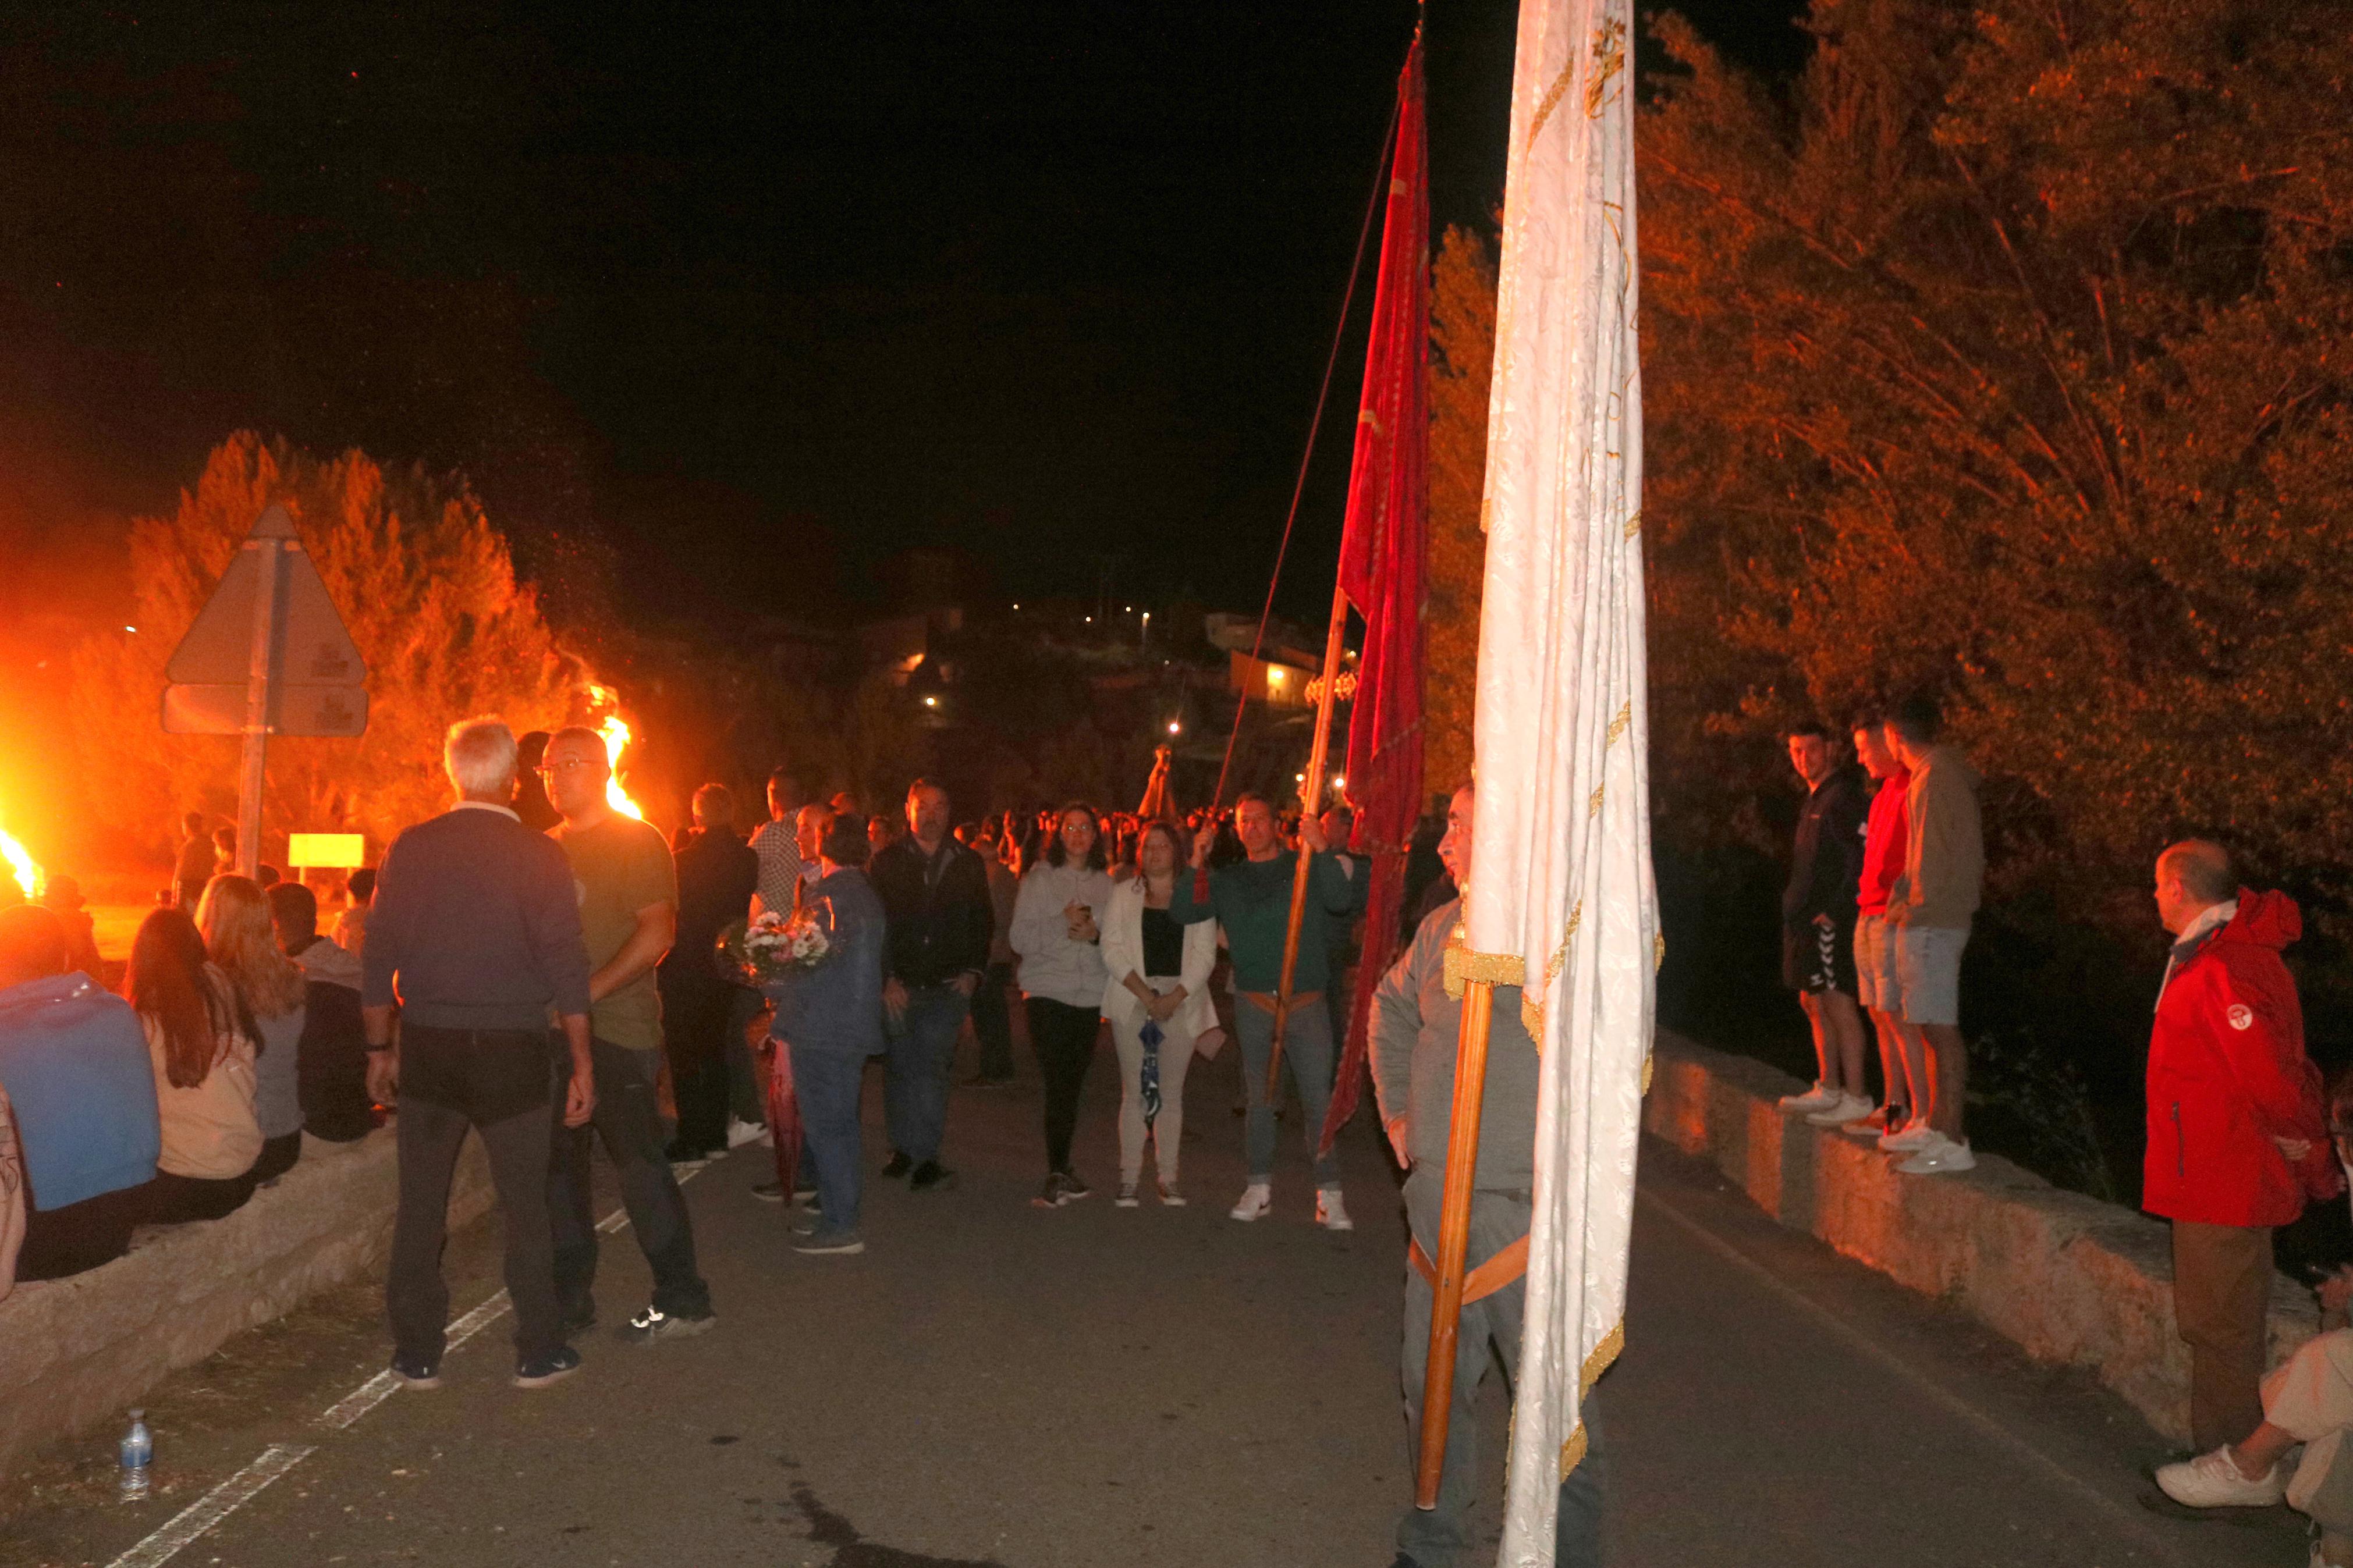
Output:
[1644, 1030, 2316, 1441]
[0, 1125, 492, 1474]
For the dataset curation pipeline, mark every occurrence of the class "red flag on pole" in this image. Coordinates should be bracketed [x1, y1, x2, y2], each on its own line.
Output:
[1322, 38, 1428, 1158]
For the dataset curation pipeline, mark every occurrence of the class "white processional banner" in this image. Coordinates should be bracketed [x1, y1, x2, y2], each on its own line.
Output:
[1460, 0, 1656, 1562]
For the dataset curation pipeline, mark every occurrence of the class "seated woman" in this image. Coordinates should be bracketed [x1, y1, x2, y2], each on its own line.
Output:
[198, 876, 307, 1181]
[123, 907, 262, 1224]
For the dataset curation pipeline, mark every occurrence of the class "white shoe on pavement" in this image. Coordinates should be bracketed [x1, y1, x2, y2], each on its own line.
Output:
[726, 1117, 766, 1150]
[1805, 1091, 1875, 1128]
[1229, 1183, 1273, 1222]
[2154, 1445, 2288, 1508]
[1316, 1189, 1353, 1232]
[1897, 1133, 1976, 1175]
[1778, 1082, 1838, 1113]
[1879, 1119, 1937, 1153]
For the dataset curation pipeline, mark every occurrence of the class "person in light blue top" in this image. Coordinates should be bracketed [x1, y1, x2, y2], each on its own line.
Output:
[0, 904, 161, 1280]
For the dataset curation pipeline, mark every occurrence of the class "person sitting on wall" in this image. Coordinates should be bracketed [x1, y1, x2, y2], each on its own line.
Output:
[268, 882, 375, 1142]
[0, 904, 161, 1281]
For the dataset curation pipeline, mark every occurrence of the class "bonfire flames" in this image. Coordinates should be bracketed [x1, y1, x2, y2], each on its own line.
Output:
[584, 684, 645, 820]
[0, 827, 38, 901]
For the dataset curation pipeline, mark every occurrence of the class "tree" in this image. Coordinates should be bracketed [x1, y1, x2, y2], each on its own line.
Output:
[1642, 0, 2353, 895]
[1425, 223, 1497, 800]
[71, 433, 587, 863]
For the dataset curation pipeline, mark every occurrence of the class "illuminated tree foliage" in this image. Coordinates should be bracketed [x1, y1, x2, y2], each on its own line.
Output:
[72, 433, 585, 862]
[1639, 0, 2353, 926]
[1425, 224, 1496, 802]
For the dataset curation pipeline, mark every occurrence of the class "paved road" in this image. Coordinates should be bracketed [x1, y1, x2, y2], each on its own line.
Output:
[1, 1032, 2315, 1567]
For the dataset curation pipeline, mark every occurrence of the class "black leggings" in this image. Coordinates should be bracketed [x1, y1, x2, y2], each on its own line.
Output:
[1027, 997, 1101, 1174]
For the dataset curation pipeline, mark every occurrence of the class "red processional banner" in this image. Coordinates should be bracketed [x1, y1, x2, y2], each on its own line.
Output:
[1322, 39, 1429, 1157]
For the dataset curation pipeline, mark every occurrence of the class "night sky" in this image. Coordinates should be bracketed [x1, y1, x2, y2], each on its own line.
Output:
[0, 2, 1809, 635]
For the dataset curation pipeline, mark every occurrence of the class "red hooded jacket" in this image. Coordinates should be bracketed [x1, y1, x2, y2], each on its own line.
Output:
[2142, 888, 2338, 1227]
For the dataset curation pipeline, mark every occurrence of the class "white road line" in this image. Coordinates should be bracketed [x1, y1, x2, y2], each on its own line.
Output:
[107, 1444, 314, 1568]
[108, 1154, 723, 1568]
[1638, 1185, 2202, 1567]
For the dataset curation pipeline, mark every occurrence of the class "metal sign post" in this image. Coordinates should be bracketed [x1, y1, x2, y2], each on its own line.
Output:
[165, 505, 369, 876]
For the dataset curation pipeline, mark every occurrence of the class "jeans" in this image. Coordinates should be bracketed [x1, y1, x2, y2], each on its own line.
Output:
[548, 1036, 712, 1318]
[1399, 1169, 1604, 1568]
[791, 1043, 866, 1235]
[973, 962, 1016, 1078]
[388, 1082, 560, 1364]
[1234, 997, 1339, 1186]
[884, 984, 967, 1164]
[1027, 997, 1101, 1174]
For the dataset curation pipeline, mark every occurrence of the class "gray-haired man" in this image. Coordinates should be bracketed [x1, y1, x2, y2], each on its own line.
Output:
[364, 717, 597, 1391]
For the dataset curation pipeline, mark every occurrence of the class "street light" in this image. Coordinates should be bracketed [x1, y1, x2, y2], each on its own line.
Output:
[1167, 720, 1181, 735]
[922, 695, 938, 708]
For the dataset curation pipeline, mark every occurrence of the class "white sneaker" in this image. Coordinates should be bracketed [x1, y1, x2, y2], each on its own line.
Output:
[726, 1117, 766, 1150]
[1778, 1083, 1838, 1113]
[1879, 1120, 1937, 1153]
[1316, 1189, 1353, 1232]
[1897, 1134, 1976, 1175]
[1805, 1091, 1875, 1128]
[2154, 1445, 2288, 1508]
[1229, 1183, 1272, 1222]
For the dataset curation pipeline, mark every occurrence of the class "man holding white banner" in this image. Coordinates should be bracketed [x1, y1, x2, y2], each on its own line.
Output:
[1410, 0, 1659, 1562]
[1374, 783, 1604, 1568]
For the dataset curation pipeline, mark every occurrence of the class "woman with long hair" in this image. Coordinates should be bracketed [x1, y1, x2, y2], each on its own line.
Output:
[1100, 820, 1219, 1206]
[197, 875, 308, 1182]
[123, 906, 261, 1222]
[1009, 801, 1113, 1207]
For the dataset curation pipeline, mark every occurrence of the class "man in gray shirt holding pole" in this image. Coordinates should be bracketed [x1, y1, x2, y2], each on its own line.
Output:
[364, 717, 597, 1391]
[1370, 781, 1600, 1568]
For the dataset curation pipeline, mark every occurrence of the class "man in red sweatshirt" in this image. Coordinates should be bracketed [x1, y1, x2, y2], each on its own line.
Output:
[2142, 838, 2334, 1484]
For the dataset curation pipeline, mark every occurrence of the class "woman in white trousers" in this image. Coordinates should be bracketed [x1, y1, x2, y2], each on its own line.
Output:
[1101, 821, 1219, 1206]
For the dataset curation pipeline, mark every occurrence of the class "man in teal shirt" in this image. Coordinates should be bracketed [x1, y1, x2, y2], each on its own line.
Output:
[1173, 792, 1355, 1229]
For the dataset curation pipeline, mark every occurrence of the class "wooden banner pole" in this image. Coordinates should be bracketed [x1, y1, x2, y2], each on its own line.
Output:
[1268, 580, 1352, 1099]
[1415, 974, 1496, 1508]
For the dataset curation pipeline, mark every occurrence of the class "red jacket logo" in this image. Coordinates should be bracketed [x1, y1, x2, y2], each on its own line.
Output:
[2227, 1003, 2253, 1030]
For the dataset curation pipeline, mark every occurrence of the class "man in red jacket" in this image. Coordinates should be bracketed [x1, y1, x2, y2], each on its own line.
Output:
[2143, 839, 2333, 1471]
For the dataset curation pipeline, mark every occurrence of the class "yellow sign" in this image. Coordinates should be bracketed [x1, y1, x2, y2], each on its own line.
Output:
[286, 833, 365, 869]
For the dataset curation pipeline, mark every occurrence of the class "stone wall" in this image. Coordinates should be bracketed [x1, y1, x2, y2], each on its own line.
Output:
[1644, 1030, 2317, 1441]
[0, 1125, 492, 1474]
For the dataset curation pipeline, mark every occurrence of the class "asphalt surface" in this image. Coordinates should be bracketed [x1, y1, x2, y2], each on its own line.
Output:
[1, 1027, 2318, 1568]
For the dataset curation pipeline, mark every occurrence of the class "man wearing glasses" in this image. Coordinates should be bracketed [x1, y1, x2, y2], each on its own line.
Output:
[538, 727, 715, 1345]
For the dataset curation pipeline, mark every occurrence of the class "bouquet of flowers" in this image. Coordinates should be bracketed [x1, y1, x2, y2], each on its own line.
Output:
[724, 907, 833, 987]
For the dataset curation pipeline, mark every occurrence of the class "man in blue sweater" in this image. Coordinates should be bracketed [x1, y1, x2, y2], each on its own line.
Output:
[1173, 793, 1356, 1229]
[364, 717, 597, 1391]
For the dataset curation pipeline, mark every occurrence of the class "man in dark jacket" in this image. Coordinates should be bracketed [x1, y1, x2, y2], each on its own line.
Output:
[2143, 840, 2334, 1491]
[660, 783, 760, 1160]
[868, 778, 992, 1190]
[365, 717, 597, 1391]
[1776, 723, 1871, 1128]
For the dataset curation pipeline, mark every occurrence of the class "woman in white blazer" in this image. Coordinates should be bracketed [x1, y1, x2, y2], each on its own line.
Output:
[1100, 820, 1219, 1206]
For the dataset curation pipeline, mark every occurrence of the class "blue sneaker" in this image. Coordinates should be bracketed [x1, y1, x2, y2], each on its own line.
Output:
[512, 1345, 581, 1389]
[792, 1228, 864, 1255]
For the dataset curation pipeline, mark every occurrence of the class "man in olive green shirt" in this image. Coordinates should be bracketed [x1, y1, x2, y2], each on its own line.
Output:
[541, 727, 714, 1343]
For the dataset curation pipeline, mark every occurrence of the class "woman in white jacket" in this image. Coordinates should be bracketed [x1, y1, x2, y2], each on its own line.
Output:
[1101, 820, 1219, 1206]
[1010, 803, 1115, 1207]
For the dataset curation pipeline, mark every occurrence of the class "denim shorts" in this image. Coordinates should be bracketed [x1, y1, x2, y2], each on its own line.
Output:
[1894, 923, 1969, 1028]
[1852, 915, 1900, 1013]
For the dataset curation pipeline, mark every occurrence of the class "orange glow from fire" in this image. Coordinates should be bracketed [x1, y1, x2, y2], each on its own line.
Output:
[584, 684, 645, 820]
[0, 827, 39, 901]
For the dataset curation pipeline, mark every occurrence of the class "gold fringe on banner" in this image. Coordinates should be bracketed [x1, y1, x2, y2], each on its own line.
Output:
[1559, 1423, 1588, 1480]
[1442, 938, 1525, 999]
[1642, 1053, 1654, 1094]
[1582, 1320, 1624, 1393]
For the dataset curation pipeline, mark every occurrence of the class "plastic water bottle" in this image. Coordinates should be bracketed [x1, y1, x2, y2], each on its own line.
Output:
[118, 1410, 151, 1502]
